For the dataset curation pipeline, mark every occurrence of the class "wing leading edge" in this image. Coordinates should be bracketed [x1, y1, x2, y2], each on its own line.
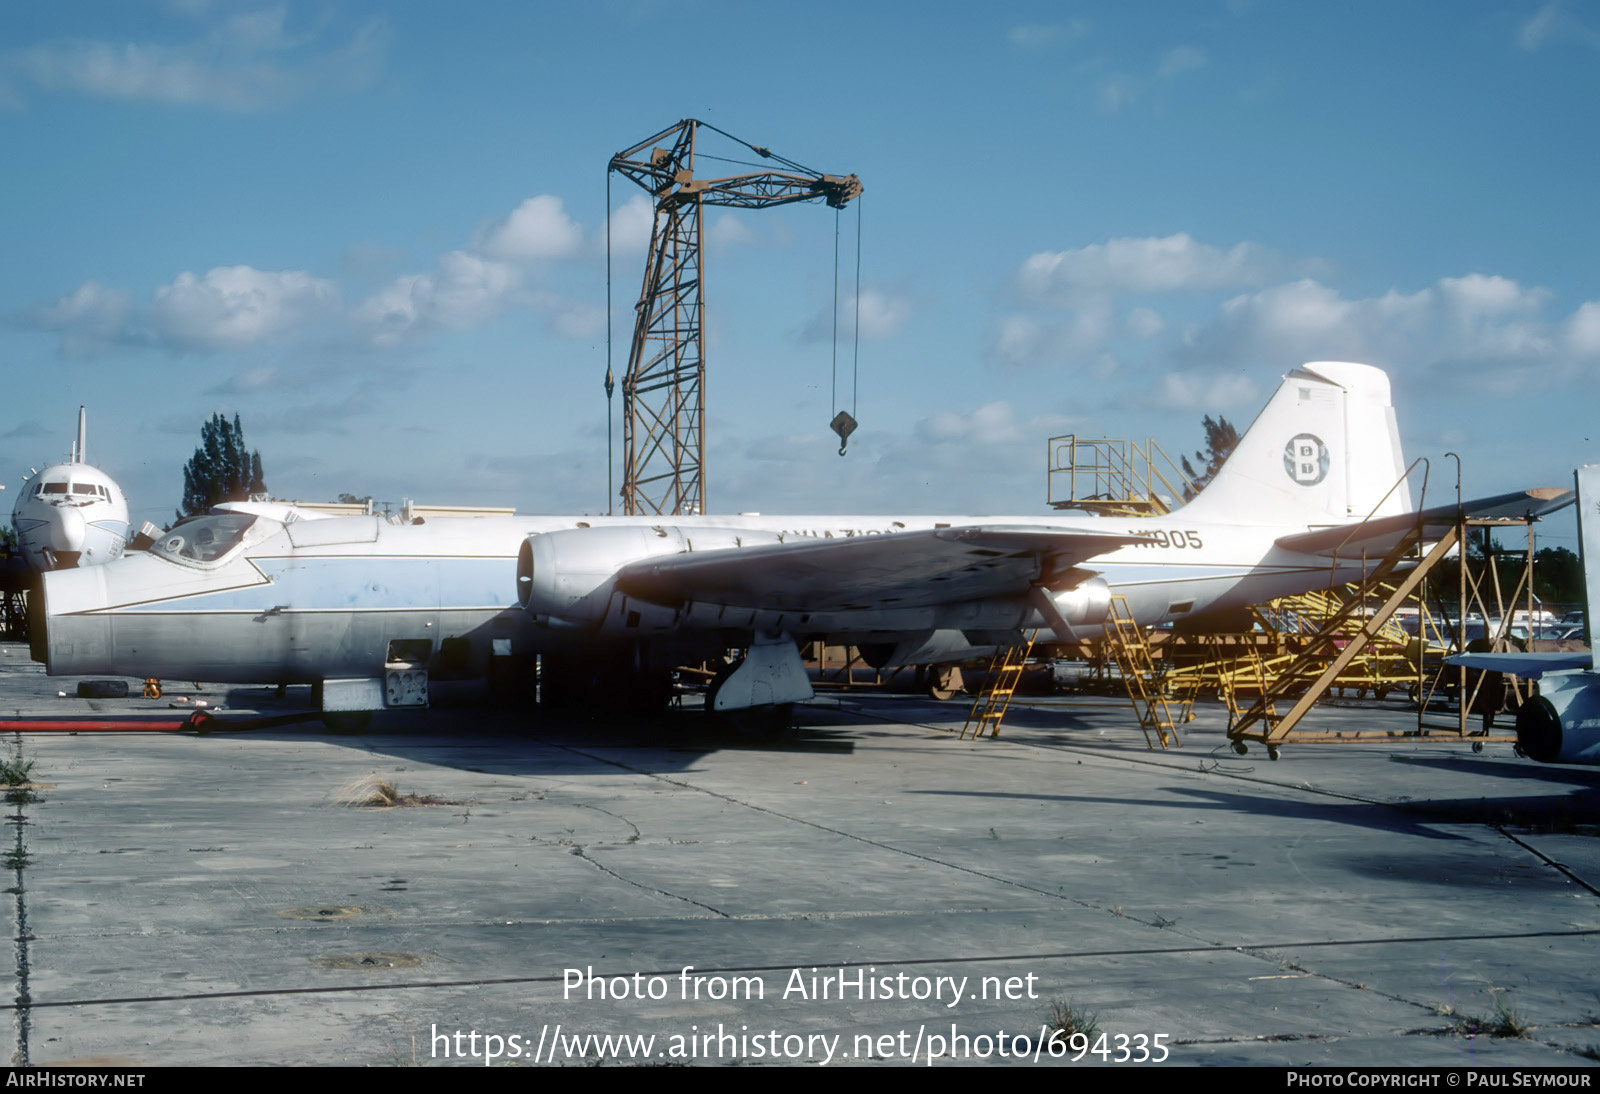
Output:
[614, 525, 1147, 614]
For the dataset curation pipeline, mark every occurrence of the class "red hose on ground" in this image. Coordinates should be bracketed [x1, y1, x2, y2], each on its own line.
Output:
[0, 711, 319, 733]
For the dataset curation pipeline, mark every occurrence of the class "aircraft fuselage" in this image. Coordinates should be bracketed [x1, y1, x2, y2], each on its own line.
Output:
[36, 508, 1365, 684]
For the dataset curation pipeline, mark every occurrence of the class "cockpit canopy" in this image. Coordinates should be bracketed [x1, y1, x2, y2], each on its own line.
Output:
[150, 513, 257, 564]
[33, 481, 114, 499]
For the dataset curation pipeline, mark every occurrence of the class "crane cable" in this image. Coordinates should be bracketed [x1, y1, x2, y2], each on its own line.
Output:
[830, 197, 863, 456]
[605, 168, 615, 515]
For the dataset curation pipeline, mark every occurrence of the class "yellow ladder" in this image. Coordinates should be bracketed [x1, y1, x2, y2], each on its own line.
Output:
[1100, 596, 1182, 749]
[1228, 524, 1451, 757]
[960, 632, 1037, 739]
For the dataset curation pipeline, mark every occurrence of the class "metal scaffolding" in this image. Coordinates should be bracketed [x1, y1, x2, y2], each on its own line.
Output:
[1046, 435, 1197, 517]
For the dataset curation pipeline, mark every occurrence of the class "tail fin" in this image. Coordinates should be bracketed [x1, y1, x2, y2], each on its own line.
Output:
[1179, 361, 1411, 527]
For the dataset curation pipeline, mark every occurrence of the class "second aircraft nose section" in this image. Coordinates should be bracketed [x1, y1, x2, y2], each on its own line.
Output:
[49, 507, 87, 553]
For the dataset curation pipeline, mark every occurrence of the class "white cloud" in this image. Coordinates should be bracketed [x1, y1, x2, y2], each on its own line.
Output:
[526, 291, 605, 340]
[27, 280, 135, 356]
[798, 287, 913, 344]
[151, 266, 339, 350]
[1156, 45, 1207, 79]
[1096, 44, 1207, 112]
[854, 289, 911, 340]
[478, 195, 584, 262]
[1177, 275, 1593, 394]
[707, 212, 759, 250]
[604, 195, 654, 258]
[1018, 234, 1281, 303]
[1565, 302, 1600, 356]
[1518, 2, 1600, 51]
[915, 401, 1072, 446]
[205, 365, 283, 394]
[1125, 307, 1166, 339]
[1007, 22, 1089, 49]
[1118, 370, 1261, 413]
[1, 7, 388, 110]
[355, 251, 519, 346]
[987, 301, 1115, 367]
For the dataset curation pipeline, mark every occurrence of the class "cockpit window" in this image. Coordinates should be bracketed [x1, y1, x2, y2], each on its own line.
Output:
[42, 482, 67, 494]
[150, 513, 257, 563]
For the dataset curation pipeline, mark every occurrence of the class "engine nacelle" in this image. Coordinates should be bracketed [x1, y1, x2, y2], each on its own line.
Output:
[1514, 671, 1600, 765]
[1045, 577, 1113, 629]
[517, 525, 780, 627]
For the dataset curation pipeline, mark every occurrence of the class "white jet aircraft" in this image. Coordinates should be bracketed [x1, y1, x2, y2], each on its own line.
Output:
[1448, 464, 1600, 765]
[10, 407, 130, 572]
[31, 362, 1570, 726]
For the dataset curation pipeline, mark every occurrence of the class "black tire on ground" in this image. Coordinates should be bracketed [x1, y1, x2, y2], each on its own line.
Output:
[77, 679, 129, 699]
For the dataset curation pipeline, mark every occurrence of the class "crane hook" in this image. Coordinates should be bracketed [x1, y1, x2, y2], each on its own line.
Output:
[830, 410, 857, 458]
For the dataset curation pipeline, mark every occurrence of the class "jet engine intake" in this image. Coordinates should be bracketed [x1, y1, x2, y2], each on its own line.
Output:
[1046, 577, 1113, 627]
[517, 525, 779, 626]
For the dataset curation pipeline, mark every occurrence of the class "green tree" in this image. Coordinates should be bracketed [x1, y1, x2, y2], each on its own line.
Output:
[179, 414, 267, 518]
[1180, 415, 1240, 499]
[1533, 545, 1584, 607]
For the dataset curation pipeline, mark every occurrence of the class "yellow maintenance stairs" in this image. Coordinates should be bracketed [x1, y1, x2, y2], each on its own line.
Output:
[1099, 596, 1186, 749]
[960, 632, 1038, 739]
[1226, 522, 1457, 758]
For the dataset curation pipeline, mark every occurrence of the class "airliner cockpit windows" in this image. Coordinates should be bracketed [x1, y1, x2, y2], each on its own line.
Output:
[151, 513, 257, 564]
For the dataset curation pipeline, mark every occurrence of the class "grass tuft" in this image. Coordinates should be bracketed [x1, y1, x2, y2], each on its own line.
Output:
[1047, 997, 1100, 1043]
[337, 774, 453, 809]
[1451, 989, 1528, 1039]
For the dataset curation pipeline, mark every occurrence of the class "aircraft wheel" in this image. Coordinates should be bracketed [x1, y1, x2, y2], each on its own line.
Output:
[927, 665, 964, 701]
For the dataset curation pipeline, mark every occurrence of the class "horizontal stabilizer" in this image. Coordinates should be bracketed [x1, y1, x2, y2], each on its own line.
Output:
[1274, 488, 1573, 558]
[1446, 651, 1592, 678]
[615, 525, 1147, 613]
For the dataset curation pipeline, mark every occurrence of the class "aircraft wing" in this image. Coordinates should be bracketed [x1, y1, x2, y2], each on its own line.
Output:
[1445, 651, 1592, 678]
[1274, 488, 1573, 557]
[614, 525, 1146, 613]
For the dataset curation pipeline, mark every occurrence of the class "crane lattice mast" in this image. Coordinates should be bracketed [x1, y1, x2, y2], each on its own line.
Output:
[609, 119, 862, 516]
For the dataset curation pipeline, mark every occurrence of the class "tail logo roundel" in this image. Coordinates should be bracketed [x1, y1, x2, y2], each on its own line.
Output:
[1284, 434, 1330, 486]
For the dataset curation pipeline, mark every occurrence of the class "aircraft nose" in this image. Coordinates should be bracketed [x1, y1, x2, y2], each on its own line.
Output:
[50, 507, 87, 552]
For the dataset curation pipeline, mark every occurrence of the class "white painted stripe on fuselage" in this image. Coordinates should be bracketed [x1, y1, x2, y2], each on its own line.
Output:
[90, 555, 516, 615]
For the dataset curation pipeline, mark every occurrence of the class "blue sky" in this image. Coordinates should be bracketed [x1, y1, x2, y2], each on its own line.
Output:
[4, 2, 1599, 550]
